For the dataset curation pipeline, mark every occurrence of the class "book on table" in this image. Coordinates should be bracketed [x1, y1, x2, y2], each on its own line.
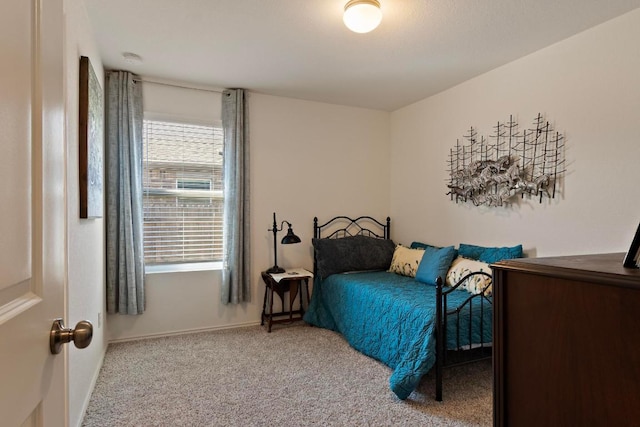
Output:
[269, 268, 313, 282]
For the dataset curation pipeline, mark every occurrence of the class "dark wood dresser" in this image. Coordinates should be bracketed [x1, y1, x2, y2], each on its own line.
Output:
[491, 253, 640, 427]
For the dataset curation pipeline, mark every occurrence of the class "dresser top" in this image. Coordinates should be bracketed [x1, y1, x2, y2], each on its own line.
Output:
[492, 252, 640, 289]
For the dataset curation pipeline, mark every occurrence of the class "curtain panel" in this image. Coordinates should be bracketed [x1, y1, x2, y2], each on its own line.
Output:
[105, 71, 145, 315]
[221, 89, 251, 304]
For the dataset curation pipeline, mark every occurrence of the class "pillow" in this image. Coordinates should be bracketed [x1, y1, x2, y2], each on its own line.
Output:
[410, 241, 440, 250]
[388, 245, 425, 277]
[458, 243, 523, 263]
[446, 257, 493, 295]
[415, 246, 457, 286]
[312, 235, 396, 280]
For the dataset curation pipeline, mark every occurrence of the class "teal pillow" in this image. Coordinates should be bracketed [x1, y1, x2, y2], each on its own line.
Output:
[415, 246, 457, 286]
[458, 243, 523, 263]
[410, 241, 440, 250]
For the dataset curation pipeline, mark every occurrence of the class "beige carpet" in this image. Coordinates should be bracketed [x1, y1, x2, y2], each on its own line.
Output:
[82, 324, 492, 426]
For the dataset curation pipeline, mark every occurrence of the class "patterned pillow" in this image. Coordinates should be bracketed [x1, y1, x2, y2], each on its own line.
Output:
[313, 235, 396, 280]
[446, 257, 493, 295]
[388, 245, 425, 277]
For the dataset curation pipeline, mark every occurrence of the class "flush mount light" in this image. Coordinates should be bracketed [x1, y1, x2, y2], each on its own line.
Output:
[343, 0, 382, 33]
[122, 52, 143, 64]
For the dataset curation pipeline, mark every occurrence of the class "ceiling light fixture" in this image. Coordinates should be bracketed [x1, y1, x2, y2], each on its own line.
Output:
[343, 0, 382, 34]
[122, 52, 143, 64]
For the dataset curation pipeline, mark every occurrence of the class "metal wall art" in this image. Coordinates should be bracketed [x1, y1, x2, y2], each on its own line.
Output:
[446, 114, 565, 207]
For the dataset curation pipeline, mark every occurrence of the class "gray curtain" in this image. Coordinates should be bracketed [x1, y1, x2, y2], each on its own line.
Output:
[105, 71, 145, 314]
[221, 89, 251, 304]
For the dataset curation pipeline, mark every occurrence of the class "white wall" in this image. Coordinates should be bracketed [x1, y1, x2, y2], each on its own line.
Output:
[108, 90, 390, 341]
[390, 9, 640, 258]
[64, 1, 107, 426]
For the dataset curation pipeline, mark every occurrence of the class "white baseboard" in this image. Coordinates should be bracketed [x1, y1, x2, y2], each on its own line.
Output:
[108, 321, 261, 344]
[75, 347, 107, 427]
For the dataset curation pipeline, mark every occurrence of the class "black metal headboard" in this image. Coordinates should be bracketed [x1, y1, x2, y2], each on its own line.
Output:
[313, 216, 391, 240]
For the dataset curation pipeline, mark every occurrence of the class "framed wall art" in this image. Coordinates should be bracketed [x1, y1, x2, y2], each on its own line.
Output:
[79, 55, 104, 218]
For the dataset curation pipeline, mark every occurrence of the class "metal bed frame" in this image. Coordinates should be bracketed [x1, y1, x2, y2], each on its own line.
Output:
[313, 215, 492, 401]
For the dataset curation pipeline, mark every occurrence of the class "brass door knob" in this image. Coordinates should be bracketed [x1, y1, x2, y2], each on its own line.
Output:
[50, 318, 93, 354]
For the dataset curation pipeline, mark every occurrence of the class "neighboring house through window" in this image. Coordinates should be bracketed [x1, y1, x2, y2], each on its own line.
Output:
[142, 120, 224, 268]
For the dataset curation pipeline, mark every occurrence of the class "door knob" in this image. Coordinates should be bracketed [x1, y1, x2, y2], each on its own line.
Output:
[50, 318, 93, 354]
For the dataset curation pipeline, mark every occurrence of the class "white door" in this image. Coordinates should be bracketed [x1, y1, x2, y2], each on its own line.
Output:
[0, 0, 67, 426]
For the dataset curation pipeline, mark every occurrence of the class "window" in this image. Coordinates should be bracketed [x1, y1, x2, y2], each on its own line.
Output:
[142, 120, 224, 266]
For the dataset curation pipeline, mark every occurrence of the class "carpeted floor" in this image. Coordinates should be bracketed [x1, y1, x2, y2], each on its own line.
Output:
[82, 324, 492, 426]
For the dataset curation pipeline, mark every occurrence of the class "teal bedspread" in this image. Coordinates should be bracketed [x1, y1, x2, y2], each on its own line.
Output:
[303, 271, 492, 400]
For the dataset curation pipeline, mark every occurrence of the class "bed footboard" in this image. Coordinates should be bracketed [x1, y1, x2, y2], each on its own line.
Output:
[435, 272, 493, 401]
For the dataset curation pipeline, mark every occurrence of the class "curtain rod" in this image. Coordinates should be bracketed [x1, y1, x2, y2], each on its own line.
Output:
[133, 77, 224, 94]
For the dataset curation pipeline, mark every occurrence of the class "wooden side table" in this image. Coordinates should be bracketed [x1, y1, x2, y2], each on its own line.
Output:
[261, 269, 311, 332]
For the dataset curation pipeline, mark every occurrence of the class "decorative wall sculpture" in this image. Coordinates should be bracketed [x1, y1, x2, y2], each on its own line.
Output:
[446, 114, 565, 207]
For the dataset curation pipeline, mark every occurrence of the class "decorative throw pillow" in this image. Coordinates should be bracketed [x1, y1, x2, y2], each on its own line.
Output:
[458, 243, 523, 263]
[415, 246, 458, 286]
[446, 257, 493, 295]
[313, 235, 396, 280]
[388, 245, 425, 277]
[410, 241, 440, 250]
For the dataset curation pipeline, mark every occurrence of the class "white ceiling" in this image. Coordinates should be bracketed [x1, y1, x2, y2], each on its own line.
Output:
[84, 0, 640, 111]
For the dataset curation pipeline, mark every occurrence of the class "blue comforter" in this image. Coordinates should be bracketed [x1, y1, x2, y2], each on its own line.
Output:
[303, 271, 492, 400]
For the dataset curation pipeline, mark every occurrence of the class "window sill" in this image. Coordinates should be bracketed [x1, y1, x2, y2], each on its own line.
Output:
[145, 262, 223, 275]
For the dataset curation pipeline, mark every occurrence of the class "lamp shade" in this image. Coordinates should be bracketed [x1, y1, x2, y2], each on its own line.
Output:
[281, 226, 301, 244]
[343, 0, 382, 33]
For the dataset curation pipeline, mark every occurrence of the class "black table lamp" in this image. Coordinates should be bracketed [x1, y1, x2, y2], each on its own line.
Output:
[267, 212, 301, 274]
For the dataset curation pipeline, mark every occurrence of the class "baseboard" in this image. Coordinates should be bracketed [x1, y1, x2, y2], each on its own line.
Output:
[75, 347, 107, 427]
[108, 321, 262, 344]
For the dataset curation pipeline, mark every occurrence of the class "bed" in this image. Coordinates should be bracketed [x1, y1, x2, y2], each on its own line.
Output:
[303, 215, 495, 401]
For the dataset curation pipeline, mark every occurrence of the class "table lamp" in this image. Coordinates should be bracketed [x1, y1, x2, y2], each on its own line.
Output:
[267, 212, 301, 274]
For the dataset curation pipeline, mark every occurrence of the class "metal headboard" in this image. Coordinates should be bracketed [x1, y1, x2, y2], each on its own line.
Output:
[313, 215, 391, 240]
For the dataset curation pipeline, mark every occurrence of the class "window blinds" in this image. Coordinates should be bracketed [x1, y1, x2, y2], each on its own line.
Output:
[143, 120, 224, 264]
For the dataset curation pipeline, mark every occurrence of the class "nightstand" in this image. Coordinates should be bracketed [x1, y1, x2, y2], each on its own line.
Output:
[261, 269, 312, 332]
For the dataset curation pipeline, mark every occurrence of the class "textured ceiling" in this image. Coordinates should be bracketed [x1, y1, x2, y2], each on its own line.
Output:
[84, 0, 640, 111]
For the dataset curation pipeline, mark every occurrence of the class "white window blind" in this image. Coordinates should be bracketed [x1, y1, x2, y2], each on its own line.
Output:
[143, 120, 224, 265]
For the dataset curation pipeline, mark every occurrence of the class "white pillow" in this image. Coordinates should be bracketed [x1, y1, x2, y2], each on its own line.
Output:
[446, 257, 493, 295]
[388, 245, 425, 278]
